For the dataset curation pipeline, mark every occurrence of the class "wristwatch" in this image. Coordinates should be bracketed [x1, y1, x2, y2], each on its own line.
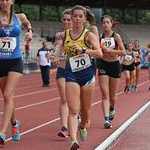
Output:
[82, 47, 87, 53]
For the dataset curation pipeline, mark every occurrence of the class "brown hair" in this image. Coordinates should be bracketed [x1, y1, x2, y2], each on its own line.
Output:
[147, 43, 150, 48]
[86, 8, 96, 25]
[101, 15, 119, 28]
[101, 15, 113, 23]
[71, 5, 87, 16]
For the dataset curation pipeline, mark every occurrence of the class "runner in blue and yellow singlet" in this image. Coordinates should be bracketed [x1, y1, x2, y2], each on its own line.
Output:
[54, 9, 72, 138]
[53, 5, 103, 150]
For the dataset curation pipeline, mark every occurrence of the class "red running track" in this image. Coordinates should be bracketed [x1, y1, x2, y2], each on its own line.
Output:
[0, 69, 149, 150]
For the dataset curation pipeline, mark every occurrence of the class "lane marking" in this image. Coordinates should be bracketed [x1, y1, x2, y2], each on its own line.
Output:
[5, 80, 150, 144]
[0, 86, 99, 101]
[6, 118, 60, 142]
[0, 88, 58, 101]
[0, 74, 148, 101]
[0, 97, 60, 115]
[94, 99, 150, 150]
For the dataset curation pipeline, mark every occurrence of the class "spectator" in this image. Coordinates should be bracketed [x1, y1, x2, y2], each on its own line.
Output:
[37, 41, 52, 87]
[25, 41, 30, 64]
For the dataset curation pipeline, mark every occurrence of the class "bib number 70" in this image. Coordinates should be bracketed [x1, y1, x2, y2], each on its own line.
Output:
[69, 54, 91, 72]
[75, 59, 86, 67]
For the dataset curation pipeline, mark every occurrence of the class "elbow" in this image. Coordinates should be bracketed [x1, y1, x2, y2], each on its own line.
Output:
[98, 51, 103, 58]
[121, 51, 126, 56]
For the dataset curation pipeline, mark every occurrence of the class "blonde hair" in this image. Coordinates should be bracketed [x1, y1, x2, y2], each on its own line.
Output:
[62, 8, 71, 16]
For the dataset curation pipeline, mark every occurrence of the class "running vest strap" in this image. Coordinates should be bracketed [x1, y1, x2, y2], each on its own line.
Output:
[123, 51, 134, 65]
[63, 28, 89, 61]
[100, 32, 119, 50]
[0, 14, 21, 60]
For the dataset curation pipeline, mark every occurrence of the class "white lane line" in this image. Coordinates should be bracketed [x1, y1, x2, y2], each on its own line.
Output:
[0, 88, 58, 101]
[94, 80, 149, 150]
[94, 99, 150, 150]
[5, 80, 150, 143]
[0, 86, 100, 101]
[0, 74, 148, 101]
[0, 97, 60, 115]
[6, 118, 60, 142]
[17, 81, 56, 90]
[0, 86, 100, 114]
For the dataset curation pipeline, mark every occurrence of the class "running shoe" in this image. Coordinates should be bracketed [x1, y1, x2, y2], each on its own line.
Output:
[77, 115, 81, 125]
[130, 86, 135, 92]
[79, 127, 87, 141]
[0, 133, 5, 146]
[104, 120, 112, 129]
[57, 127, 69, 138]
[134, 86, 138, 91]
[85, 120, 91, 128]
[124, 86, 130, 93]
[70, 140, 79, 150]
[124, 86, 128, 93]
[12, 119, 21, 141]
[109, 109, 115, 121]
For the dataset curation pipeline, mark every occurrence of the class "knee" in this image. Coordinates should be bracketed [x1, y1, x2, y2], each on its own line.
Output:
[3, 91, 13, 102]
[60, 98, 67, 105]
[69, 108, 79, 116]
[102, 92, 109, 100]
[110, 96, 117, 102]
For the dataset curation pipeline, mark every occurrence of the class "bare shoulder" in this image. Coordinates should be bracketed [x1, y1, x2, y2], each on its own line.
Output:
[91, 25, 98, 31]
[55, 31, 65, 39]
[85, 31, 97, 45]
[16, 13, 28, 24]
[86, 31, 95, 39]
[114, 32, 121, 40]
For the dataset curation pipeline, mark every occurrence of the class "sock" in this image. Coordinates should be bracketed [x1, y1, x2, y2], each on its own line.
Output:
[105, 116, 109, 121]
[110, 105, 114, 111]
[12, 120, 16, 126]
[61, 126, 68, 131]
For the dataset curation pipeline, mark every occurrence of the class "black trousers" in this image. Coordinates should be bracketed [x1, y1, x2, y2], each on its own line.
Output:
[40, 65, 50, 86]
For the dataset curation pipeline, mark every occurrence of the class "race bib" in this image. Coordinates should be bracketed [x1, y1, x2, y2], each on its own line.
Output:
[124, 55, 132, 61]
[101, 37, 115, 48]
[59, 52, 66, 60]
[69, 54, 91, 72]
[133, 51, 139, 57]
[148, 52, 150, 61]
[0, 37, 16, 52]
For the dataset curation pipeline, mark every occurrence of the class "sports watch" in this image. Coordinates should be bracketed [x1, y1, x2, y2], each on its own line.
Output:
[82, 47, 87, 53]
